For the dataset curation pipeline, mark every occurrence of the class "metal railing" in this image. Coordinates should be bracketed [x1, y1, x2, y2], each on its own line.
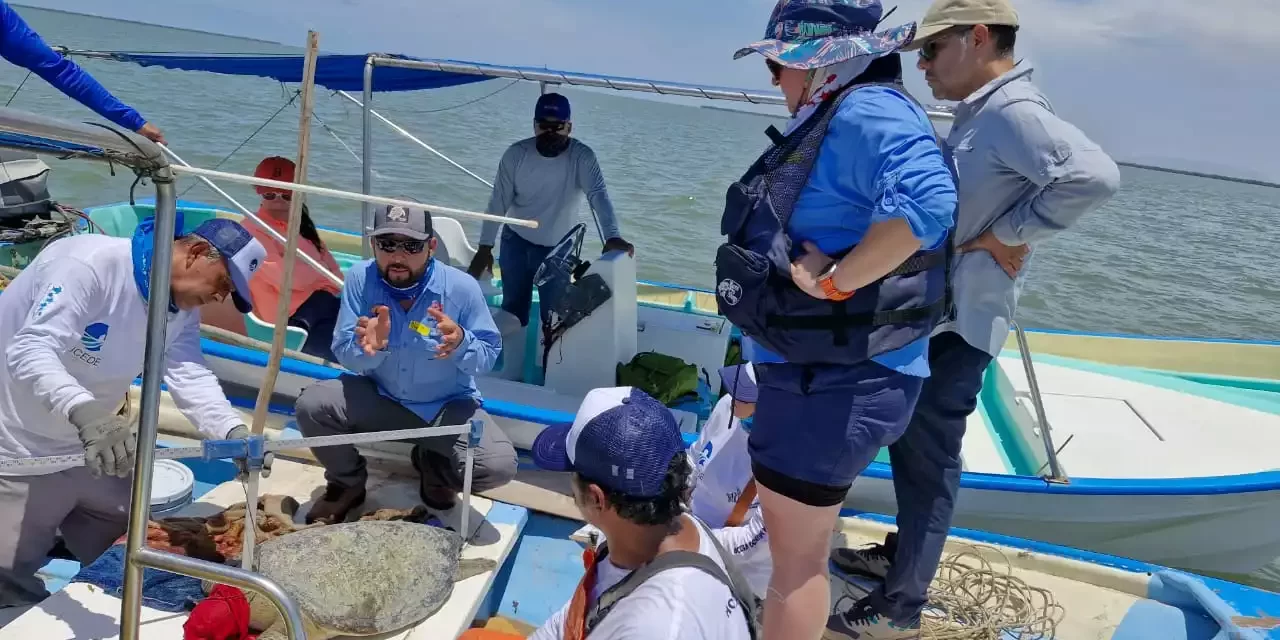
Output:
[1011, 321, 1068, 484]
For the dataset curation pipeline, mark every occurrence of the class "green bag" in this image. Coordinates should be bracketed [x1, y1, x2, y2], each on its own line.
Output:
[616, 351, 700, 407]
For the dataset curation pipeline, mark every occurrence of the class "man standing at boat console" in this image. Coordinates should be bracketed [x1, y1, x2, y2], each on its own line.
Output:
[0, 1, 166, 143]
[297, 204, 517, 524]
[467, 92, 634, 327]
[0, 218, 266, 608]
[831, 0, 1121, 633]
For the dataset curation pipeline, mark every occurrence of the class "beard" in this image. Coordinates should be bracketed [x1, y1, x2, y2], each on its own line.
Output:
[378, 260, 428, 288]
[535, 131, 571, 157]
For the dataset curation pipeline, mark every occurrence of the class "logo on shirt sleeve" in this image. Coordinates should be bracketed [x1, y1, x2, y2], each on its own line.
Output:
[34, 285, 63, 318]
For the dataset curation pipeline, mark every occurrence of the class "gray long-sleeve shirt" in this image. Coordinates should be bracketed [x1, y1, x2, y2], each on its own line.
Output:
[939, 64, 1121, 357]
[479, 136, 622, 248]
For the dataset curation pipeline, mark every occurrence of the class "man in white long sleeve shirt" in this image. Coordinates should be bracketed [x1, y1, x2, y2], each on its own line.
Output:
[467, 93, 634, 327]
[689, 362, 769, 603]
[0, 217, 266, 608]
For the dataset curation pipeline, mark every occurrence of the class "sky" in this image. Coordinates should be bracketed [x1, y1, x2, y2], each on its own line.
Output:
[19, 0, 1280, 181]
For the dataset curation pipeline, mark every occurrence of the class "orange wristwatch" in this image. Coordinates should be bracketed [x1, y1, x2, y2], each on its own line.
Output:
[817, 262, 855, 301]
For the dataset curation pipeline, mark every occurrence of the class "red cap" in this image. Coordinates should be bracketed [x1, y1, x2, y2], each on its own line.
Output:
[253, 156, 295, 194]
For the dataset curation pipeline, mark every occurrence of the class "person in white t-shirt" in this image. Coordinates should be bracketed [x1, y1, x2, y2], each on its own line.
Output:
[689, 363, 769, 603]
[0, 218, 267, 608]
[528, 386, 757, 640]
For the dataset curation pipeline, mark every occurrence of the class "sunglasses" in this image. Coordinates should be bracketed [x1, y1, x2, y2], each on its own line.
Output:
[373, 236, 427, 255]
[766, 59, 782, 80]
[535, 120, 567, 133]
[262, 191, 292, 202]
[918, 27, 972, 62]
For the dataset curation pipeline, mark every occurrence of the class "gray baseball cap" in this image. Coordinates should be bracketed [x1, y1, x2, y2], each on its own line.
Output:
[370, 204, 433, 241]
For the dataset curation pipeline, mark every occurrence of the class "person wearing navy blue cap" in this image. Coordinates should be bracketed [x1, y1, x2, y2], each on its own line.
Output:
[528, 387, 757, 640]
[468, 92, 634, 328]
[0, 216, 267, 607]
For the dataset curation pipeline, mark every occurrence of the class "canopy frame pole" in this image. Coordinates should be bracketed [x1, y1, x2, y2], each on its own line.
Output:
[169, 165, 537, 228]
[158, 144, 343, 288]
[336, 90, 493, 190]
[247, 29, 321, 574]
[361, 56, 374, 258]
[120, 168, 307, 640]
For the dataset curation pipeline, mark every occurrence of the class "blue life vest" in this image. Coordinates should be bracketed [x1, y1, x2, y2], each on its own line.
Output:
[714, 81, 953, 366]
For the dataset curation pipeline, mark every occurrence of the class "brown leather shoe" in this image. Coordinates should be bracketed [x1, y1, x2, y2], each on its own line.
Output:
[305, 482, 366, 524]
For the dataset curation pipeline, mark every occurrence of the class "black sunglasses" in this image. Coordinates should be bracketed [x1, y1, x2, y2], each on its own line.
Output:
[766, 59, 782, 80]
[373, 236, 427, 255]
[535, 120, 567, 132]
[918, 26, 973, 62]
[262, 191, 291, 202]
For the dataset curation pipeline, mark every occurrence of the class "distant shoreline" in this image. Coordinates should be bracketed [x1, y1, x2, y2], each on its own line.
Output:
[1117, 162, 1279, 190]
[702, 105, 784, 119]
[12, 3, 285, 47]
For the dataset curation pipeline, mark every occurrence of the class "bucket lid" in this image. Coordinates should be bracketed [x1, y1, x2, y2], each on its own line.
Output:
[150, 460, 195, 508]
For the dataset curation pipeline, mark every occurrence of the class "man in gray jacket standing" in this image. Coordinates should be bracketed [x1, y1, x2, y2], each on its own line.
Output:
[825, 0, 1122, 636]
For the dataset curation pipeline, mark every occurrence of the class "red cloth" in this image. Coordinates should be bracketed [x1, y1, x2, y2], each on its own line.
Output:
[183, 584, 257, 640]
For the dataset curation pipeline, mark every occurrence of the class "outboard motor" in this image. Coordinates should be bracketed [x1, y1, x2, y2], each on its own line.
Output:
[0, 149, 54, 225]
[0, 150, 79, 269]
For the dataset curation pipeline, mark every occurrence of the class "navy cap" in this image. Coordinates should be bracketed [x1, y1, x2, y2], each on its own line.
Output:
[534, 93, 571, 122]
[531, 387, 685, 498]
[190, 219, 266, 314]
[718, 362, 758, 403]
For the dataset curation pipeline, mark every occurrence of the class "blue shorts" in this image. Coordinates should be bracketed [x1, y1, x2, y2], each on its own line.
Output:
[748, 360, 923, 507]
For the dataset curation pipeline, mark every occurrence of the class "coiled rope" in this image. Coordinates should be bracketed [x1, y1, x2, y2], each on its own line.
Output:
[921, 544, 1065, 639]
[834, 543, 1065, 640]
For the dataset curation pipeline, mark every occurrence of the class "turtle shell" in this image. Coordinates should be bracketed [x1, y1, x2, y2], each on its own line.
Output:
[256, 520, 464, 635]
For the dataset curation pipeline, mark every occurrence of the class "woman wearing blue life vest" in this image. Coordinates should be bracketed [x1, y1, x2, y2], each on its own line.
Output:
[716, 1, 957, 638]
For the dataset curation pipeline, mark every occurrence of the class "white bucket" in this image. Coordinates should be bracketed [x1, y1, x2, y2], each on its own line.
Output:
[150, 460, 195, 517]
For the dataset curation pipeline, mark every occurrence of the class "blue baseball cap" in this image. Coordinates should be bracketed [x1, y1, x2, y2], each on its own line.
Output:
[718, 362, 759, 403]
[190, 218, 267, 314]
[534, 93, 571, 122]
[734, 0, 916, 70]
[531, 387, 685, 498]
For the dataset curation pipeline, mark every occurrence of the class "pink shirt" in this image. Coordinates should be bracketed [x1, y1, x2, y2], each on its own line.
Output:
[244, 210, 343, 323]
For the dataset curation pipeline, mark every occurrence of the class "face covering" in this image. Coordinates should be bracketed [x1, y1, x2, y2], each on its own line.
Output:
[379, 258, 434, 302]
[132, 211, 187, 314]
[738, 415, 755, 433]
[782, 53, 884, 136]
[535, 131, 571, 158]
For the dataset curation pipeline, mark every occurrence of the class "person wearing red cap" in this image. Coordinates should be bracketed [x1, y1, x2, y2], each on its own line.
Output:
[243, 156, 345, 361]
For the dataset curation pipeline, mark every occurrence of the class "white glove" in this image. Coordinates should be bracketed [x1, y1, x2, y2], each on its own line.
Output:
[68, 404, 136, 478]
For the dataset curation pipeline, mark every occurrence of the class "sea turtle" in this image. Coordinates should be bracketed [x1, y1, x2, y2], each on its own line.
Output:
[239, 519, 497, 640]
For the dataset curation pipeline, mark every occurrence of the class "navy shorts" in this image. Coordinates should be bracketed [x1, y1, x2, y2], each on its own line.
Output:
[747, 361, 923, 507]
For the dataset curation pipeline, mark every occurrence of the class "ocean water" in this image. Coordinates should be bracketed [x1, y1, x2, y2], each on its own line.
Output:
[4, 7, 1280, 592]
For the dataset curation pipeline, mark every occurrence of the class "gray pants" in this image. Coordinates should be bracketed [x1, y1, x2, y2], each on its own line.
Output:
[294, 376, 518, 494]
[0, 467, 133, 607]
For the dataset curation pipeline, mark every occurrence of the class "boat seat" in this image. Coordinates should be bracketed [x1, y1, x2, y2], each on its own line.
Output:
[243, 310, 308, 352]
[429, 216, 476, 270]
[84, 203, 220, 237]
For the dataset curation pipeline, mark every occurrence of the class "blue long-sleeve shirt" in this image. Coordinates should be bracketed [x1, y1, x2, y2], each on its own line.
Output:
[744, 85, 958, 377]
[0, 1, 146, 131]
[479, 137, 622, 247]
[331, 259, 502, 422]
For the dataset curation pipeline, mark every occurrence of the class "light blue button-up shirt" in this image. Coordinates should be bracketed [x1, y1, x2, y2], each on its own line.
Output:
[938, 63, 1121, 357]
[331, 258, 502, 421]
[745, 85, 958, 377]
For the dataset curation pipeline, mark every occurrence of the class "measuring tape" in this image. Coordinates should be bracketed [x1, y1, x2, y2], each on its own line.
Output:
[0, 420, 484, 473]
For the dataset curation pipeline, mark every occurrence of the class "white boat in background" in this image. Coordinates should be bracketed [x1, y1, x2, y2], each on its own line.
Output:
[0, 47, 1278, 579]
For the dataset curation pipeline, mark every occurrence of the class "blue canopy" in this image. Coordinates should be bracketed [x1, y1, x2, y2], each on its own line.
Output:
[102, 53, 491, 93]
[71, 50, 788, 105]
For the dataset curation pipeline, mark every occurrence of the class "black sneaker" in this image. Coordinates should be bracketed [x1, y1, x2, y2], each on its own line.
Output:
[825, 596, 920, 640]
[832, 532, 898, 580]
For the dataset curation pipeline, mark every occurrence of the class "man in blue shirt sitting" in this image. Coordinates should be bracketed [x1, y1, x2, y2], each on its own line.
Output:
[295, 204, 517, 524]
